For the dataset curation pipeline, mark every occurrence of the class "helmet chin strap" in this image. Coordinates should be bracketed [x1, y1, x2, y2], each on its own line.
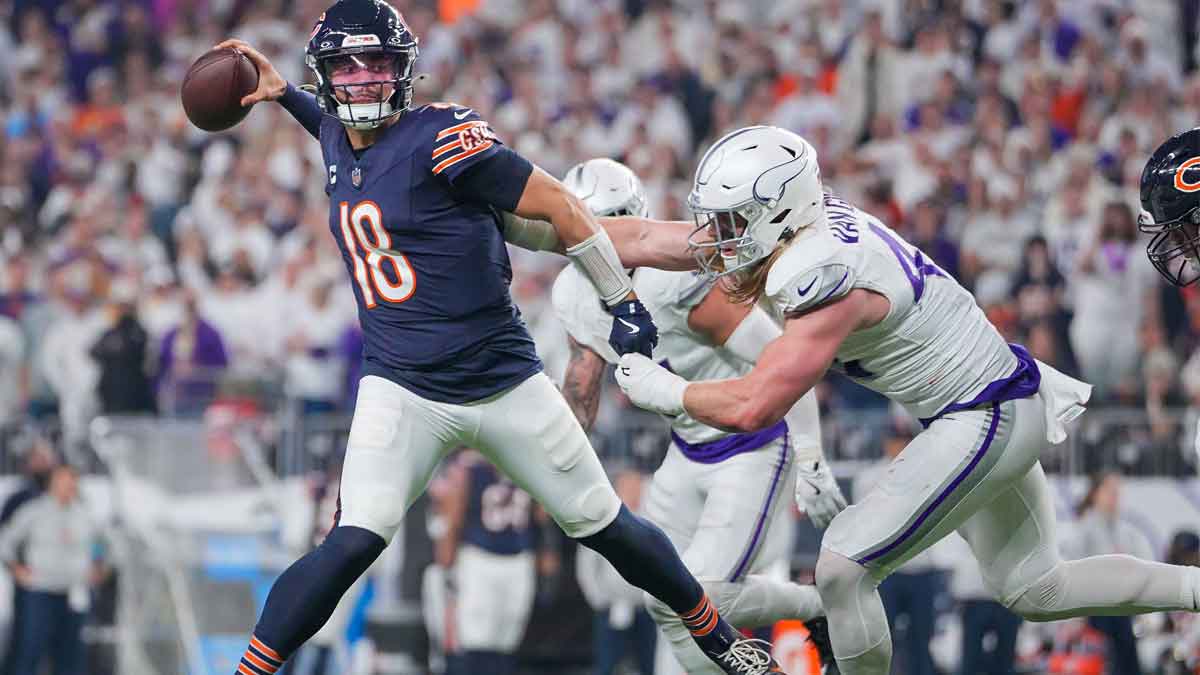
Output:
[336, 100, 397, 130]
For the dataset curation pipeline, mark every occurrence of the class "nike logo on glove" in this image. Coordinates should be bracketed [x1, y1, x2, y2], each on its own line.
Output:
[797, 277, 817, 296]
[454, 109, 472, 119]
[617, 318, 640, 334]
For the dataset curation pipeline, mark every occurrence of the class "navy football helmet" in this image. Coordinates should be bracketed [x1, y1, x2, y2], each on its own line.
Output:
[305, 0, 418, 130]
[1140, 128, 1200, 286]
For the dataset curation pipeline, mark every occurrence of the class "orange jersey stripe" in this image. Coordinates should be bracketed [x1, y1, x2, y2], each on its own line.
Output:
[250, 637, 282, 662]
[432, 140, 463, 159]
[432, 140, 494, 175]
[436, 120, 485, 141]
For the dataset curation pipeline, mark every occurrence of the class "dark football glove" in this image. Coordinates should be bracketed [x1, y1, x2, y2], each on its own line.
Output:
[608, 299, 659, 358]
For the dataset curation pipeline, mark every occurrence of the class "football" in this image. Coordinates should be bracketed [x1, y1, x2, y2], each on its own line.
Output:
[180, 47, 259, 132]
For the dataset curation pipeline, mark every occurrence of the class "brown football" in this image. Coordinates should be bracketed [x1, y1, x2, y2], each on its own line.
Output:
[181, 47, 259, 132]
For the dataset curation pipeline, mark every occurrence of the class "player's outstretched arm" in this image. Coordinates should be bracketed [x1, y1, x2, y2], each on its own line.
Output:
[617, 290, 870, 432]
[686, 284, 845, 525]
[214, 39, 321, 140]
[513, 167, 658, 356]
[501, 210, 697, 272]
[561, 336, 607, 431]
[599, 215, 697, 272]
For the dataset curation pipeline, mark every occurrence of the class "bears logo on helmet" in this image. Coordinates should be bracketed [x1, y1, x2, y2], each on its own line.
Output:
[1141, 128, 1200, 286]
[1175, 157, 1200, 193]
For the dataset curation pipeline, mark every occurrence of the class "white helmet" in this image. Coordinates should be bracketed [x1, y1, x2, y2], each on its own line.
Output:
[687, 126, 824, 276]
[563, 158, 649, 218]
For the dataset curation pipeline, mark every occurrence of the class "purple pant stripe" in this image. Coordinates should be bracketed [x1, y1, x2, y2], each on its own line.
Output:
[857, 402, 1002, 565]
[727, 436, 789, 582]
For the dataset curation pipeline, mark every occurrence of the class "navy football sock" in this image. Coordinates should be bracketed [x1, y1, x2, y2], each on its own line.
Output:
[579, 505, 704, 612]
[237, 526, 386, 672]
[578, 506, 746, 660]
[459, 650, 517, 675]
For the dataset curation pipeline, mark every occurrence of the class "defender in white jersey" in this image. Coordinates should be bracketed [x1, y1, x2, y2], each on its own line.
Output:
[552, 159, 838, 674]
[615, 126, 1200, 675]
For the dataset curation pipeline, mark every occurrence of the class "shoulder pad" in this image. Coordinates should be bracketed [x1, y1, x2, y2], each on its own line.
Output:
[551, 266, 619, 364]
[765, 231, 856, 316]
[420, 104, 501, 176]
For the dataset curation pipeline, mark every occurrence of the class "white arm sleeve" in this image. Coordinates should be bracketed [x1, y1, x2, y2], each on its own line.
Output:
[722, 306, 781, 364]
[500, 212, 560, 252]
[566, 230, 634, 306]
[786, 391, 823, 463]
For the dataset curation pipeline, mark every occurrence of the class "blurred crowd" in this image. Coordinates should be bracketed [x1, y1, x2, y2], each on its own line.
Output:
[5, 0, 1200, 459]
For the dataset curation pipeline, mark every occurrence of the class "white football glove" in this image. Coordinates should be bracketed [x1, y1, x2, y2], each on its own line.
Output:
[795, 459, 847, 529]
[615, 353, 687, 416]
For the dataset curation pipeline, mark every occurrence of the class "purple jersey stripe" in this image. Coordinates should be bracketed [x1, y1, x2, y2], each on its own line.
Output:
[727, 436, 790, 582]
[670, 420, 788, 465]
[857, 401, 1002, 565]
[918, 344, 1041, 427]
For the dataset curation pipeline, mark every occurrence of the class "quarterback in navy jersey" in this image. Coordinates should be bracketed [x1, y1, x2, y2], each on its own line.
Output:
[216, 2, 782, 675]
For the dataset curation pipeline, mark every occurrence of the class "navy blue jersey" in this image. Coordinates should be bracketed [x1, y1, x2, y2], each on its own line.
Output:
[462, 462, 534, 555]
[317, 103, 541, 403]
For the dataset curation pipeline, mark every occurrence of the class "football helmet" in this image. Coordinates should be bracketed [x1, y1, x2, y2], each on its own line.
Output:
[687, 126, 824, 276]
[1140, 127, 1200, 286]
[306, 0, 418, 130]
[562, 158, 649, 218]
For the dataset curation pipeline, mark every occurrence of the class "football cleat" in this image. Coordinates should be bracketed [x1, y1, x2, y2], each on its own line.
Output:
[711, 638, 785, 675]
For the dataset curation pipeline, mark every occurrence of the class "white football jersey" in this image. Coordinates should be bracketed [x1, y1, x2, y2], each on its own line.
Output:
[764, 194, 1017, 421]
[551, 266, 755, 445]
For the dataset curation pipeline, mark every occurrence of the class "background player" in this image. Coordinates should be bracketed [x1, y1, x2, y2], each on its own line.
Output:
[429, 450, 535, 675]
[1140, 128, 1200, 287]
[552, 158, 838, 673]
[613, 125, 1200, 675]
[214, 3, 780, 675]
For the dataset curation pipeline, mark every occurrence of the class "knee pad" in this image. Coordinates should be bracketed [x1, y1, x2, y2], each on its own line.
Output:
[338, 447, 410, 541]
[1007, 564, 1066, 622]
[815, 548, 873, 599]
[337, 489, 406, 541]
[556, 483, 621, 539]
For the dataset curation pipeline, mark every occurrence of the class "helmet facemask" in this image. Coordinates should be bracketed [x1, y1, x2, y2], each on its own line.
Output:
[1140, 207, 1200, 286]
[688, 203, 773, 276]
[309, 46, 416, 130]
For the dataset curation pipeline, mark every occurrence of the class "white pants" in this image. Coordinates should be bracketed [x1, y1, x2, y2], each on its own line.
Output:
[818, 395, 1200, 675]
[645, 437, 822, 675]
[646, 440, 795, 585]
[453, 546, 536, 652]
[338, 374, 621, 541]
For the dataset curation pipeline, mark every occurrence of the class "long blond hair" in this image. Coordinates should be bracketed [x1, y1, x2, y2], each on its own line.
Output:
[721, 237, 796, 305]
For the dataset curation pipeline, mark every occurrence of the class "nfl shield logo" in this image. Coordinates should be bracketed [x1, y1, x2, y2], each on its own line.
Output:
[351, 167, 362, 188]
